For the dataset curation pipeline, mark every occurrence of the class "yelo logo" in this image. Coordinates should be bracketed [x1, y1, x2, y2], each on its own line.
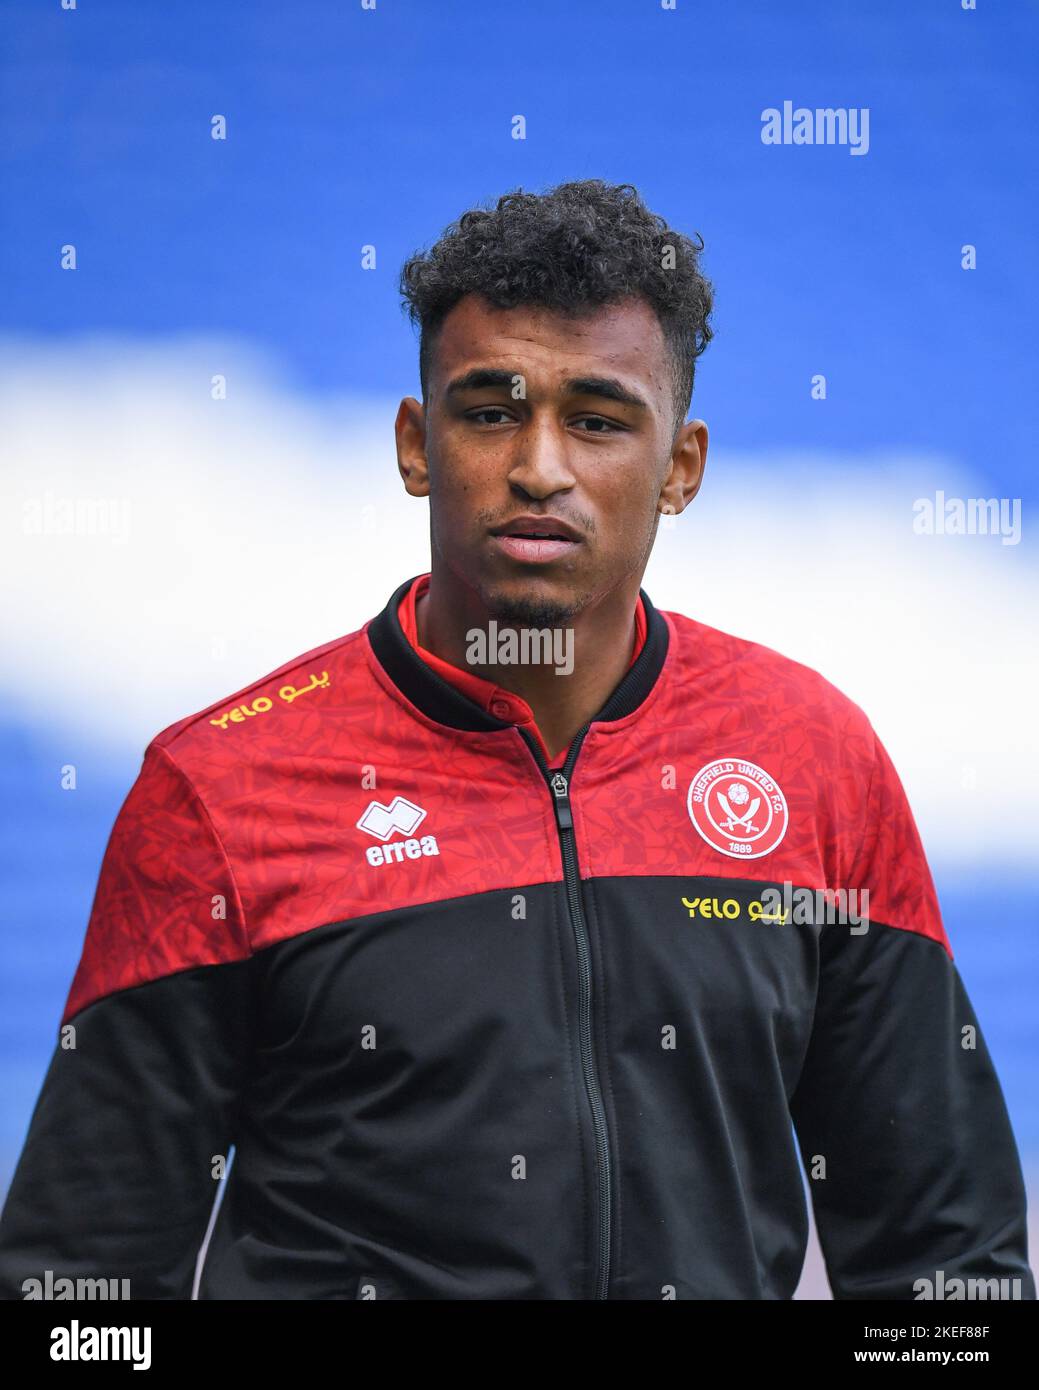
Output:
[680, 895, 788, 925]
[210, 671, 330, 731]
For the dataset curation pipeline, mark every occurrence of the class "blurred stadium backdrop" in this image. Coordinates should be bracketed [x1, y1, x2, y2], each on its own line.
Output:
[1, 0, 1035, 1298]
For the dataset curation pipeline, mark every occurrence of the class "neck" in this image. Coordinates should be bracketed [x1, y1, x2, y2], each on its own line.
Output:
[415, 570, 640, 761]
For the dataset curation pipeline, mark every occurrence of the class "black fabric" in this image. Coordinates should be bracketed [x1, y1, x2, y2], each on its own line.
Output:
[365, 574, 670, 731]
[1, 876, 1031, 1300]
[789, 920, 1031, 1300]
[0, 960, 257, 1300]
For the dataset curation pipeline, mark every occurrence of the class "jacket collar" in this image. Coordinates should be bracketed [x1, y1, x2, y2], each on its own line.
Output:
[366, 574, 670, 733]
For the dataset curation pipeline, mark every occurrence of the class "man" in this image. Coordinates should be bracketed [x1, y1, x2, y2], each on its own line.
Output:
[0, 180, 1033, 1301]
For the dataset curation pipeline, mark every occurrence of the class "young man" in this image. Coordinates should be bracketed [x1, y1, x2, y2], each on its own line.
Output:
[0, 181, 1033, 1301]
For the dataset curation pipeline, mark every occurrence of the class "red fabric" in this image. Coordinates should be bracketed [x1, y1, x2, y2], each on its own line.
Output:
[398, 572, 647, 768]
[61, 591, 950, 1022]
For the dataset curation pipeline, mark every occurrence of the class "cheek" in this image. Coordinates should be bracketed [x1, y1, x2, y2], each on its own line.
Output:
[426, 465, 466, 514]
[432, 450, 512, 530]
[594, 478, 660, 539]
[430, 446, 487, 498]
[428, 468, 492, 544]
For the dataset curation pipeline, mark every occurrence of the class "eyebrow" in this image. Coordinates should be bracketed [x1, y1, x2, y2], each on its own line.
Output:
[443, 367, 650, 413]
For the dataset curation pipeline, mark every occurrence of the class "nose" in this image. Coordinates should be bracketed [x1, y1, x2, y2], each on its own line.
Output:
[505, 414, 577, 499]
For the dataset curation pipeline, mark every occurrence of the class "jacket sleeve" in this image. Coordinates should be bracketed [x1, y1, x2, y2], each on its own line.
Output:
[0, 743, 256, 1301]
[789, 728, 1035, 1300]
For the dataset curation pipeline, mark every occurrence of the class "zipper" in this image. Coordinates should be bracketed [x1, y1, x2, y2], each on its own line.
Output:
[520, 725, 612, 1301]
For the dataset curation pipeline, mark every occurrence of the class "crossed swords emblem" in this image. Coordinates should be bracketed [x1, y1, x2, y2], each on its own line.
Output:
[717, 789, 761, 835]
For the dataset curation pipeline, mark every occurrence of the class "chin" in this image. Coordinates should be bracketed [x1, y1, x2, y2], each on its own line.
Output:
[484, 578, 581, 630]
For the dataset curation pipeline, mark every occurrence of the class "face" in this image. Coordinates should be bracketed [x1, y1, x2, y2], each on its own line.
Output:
[395, 292, 707, 627]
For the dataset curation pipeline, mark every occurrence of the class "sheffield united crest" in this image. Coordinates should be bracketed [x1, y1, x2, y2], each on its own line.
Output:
[687, 759, 789, 860]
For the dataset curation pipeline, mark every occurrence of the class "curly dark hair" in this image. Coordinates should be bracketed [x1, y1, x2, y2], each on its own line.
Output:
[399, 179, 714, 437]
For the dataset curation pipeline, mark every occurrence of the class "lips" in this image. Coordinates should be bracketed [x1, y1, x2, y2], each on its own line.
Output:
[490, 515, 582, 543]
[502, 529, 570, 540]
[489, 515, 583, 564]
[489, 522, 581, 564]
[490, 538, 578, 565]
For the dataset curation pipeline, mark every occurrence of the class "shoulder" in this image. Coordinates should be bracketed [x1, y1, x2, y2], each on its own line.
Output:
[660, 606, 876, 750]
[61, 622, 379, 1022]
[147, 622, 373, 775]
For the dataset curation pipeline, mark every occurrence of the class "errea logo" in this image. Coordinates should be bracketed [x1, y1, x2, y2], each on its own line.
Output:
[356, 796, 440, 868]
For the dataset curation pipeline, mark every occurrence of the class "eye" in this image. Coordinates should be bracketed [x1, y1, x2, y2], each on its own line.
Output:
[574, 416, 624, 433]
[467, 407, 514, 426]
[464, 408, 625, 432]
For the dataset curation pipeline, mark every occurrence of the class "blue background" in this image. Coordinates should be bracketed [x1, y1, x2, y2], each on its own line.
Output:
[1, 0, 1036, 1298]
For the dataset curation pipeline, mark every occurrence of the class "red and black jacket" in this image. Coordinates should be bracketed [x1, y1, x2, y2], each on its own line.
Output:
[0, 575, 1033, 1300]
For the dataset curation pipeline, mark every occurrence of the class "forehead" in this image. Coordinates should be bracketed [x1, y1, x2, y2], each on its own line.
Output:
[430, 293, 670, 398]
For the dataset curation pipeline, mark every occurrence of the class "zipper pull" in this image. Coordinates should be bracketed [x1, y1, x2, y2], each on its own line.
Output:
[550, 772, 573, 831]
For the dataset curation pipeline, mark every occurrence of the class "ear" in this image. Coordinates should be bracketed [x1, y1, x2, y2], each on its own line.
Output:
[659, 418, 708, 518]
[395, 398, 431, 497]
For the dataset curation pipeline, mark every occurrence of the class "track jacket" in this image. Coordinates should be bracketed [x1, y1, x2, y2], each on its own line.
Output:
[0, 574, 1033, 1301]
